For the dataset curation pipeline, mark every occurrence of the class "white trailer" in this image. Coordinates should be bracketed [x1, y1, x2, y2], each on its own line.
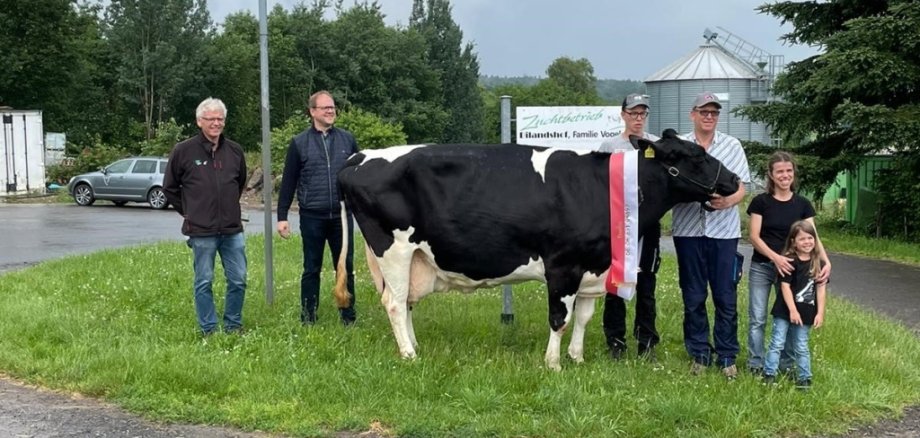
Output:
[1, 109, 45, 196]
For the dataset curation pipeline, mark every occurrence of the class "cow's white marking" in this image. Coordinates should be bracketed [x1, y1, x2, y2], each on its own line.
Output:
[529, 147, 592, 183]
[530, 149, 552, 183]
[576, 270, 610, 298]
[358, 145, 429, 164]
[381, 228, 546, 293]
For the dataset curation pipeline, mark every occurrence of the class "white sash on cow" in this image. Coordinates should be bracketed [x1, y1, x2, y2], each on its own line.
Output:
[605, 150, 640, 300]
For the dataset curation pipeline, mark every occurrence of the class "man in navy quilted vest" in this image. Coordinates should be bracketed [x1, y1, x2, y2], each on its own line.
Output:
[277, 90, 359, 326]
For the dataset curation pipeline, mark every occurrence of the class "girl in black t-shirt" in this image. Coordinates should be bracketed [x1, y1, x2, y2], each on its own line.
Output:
[763, 220, 827, 389]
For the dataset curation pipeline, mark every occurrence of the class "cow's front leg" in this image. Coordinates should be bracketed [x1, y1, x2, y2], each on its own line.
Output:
[544, 293, 576, 371]
[567, 296, 597, 363]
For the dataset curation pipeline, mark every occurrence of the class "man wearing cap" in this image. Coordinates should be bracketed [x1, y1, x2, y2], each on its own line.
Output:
[672, 91, 751, 380]
[599, 94, 662, 363]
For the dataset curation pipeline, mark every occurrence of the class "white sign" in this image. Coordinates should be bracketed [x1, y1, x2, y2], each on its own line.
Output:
[516, 106, 624, 150]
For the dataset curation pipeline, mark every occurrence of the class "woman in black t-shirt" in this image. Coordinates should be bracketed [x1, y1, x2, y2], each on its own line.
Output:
[746, 151, 831, 374]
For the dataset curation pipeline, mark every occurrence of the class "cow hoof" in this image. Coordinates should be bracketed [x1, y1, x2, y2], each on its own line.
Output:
[545, 355, 562, 371]
[568, 350, 585, 363]
[400, 350, 417, 360]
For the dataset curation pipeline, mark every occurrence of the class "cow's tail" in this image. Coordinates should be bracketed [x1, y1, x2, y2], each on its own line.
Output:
[333, 201, 353, 308]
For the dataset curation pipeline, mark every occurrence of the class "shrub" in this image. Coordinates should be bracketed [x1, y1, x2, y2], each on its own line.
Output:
[267, 109, 407, 175]
[46, 138, 129, 184]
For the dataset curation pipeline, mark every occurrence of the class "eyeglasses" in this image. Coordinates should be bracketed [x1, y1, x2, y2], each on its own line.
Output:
[695, 110, 721, 118]
[200, 117, 225, 123]
[313, 106, 336, 112]
[623, 111, 650, 120]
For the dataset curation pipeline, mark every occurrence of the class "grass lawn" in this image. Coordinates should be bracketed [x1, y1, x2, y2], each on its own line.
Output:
[1, 233, 919, 437]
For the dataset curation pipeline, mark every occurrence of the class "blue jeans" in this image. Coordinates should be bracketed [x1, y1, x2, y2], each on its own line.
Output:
[299, 214, 355, 323]
[764, 317, 812, 381]
[747, 261, 794, 369]
[188, 233, 247, 334]
[674, 236, 740, 367]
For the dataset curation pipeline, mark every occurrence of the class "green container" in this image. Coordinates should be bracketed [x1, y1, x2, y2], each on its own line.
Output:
[844, 156, 893, 226]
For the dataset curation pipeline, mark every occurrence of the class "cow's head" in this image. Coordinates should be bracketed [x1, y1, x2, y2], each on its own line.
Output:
[636, 129, 740, 204]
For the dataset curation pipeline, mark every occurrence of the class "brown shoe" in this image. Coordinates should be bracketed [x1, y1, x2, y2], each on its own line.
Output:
[690, 361, 706, 376]
[721, 364, 738, 380]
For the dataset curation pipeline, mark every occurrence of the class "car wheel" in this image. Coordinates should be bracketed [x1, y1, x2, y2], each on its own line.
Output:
[113, 201, 128, 206]
[148, 187, 168, 210]
[73, 184, 95, 206]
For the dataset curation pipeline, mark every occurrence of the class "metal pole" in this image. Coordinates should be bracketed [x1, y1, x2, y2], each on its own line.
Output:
[22, 115, 29, 192]
[500, 95, 514, 324]
[259, 0, 274, 305]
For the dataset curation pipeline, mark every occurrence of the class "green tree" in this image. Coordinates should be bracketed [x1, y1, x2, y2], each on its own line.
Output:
[739, 0, 920, 239]
[204, 12, 261, 150]
[265, 3, 330, 126]
[138, 118, 189, 157]
[104, 0, 214, 139]
[410, 0, 484, 143]
[545, 57, 599, 101]
[328, 2, 446, 143]
[0, 1, 114, 145]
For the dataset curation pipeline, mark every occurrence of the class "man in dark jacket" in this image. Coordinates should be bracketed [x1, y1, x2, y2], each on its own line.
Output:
[163, 97, 248, 336]
[277, 90, 358, 326]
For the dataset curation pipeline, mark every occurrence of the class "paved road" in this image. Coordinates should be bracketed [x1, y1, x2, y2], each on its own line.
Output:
[0, 203, 294, 273]
[0, 204, 918, 436]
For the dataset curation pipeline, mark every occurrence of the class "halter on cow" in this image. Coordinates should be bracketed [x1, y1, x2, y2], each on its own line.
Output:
[333, 129, 740, 370]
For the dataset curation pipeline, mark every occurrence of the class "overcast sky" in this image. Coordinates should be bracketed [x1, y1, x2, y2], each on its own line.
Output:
[207, 0, 820, 81]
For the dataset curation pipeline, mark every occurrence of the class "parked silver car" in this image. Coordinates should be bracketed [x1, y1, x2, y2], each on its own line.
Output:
[67, 157, 170, 209]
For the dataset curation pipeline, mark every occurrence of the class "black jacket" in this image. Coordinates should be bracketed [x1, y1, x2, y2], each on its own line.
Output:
[163, 132, 247, 236]
[277, 126, 358, 220]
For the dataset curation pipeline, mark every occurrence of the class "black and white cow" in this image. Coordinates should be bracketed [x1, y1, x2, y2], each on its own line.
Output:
[333, 129, 740, 370]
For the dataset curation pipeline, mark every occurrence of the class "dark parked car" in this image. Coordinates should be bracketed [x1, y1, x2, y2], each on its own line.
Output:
[67, 157, 170, 209]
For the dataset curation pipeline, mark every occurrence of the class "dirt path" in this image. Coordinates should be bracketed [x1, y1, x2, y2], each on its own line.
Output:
[0, 375, 276, 438]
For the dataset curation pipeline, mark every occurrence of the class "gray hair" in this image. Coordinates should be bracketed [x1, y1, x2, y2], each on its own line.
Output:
[196, 98, 227, 119]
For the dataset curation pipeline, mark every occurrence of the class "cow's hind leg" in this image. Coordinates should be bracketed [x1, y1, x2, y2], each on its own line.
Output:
[376, 249, 416, 359]
[406, 250, 436, 350]
[380, 283, 415, 359]
[567, 296, 597, 363]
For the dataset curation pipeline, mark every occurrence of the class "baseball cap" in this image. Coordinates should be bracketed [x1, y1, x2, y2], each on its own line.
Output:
[622, 93, 650, 110]
[692, 92, 722, 109]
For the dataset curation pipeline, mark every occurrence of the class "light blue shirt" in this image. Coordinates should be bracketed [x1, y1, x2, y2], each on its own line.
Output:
[671, 130, 751, 239]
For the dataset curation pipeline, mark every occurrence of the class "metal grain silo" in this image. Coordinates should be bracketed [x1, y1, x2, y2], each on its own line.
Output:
[645, 28, 781, 146]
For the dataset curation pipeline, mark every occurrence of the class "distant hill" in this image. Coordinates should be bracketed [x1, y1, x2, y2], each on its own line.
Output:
[479, 75, 541, 88]
[596, 79, 646, 105]
[479, 75, 646, 105]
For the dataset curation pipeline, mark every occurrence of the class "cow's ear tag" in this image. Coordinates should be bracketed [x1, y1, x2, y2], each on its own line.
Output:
[644, 147, 655, 159]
